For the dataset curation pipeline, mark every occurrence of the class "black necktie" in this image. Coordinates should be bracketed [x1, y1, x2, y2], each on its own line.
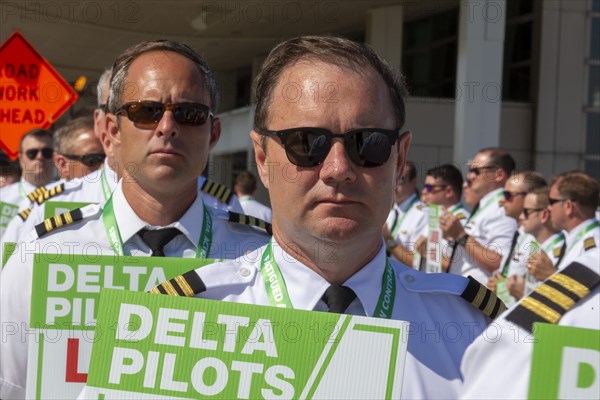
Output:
[447, 201, 480, 273]
[321, 285, 357, 313]
[139, 228, 181, 256]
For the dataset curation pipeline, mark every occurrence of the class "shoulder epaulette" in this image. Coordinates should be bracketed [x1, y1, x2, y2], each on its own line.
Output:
[35, 183, 65, 205]
[455, 212, 466, 220]
[18, 207, 33, 221]
[583, 237, 596, 251]
[26, 186, 48, 202]
[416, 204, 425, 210]
[201, 179, 234, 204]
[149, 270, 206, 297]
[461, 276, 507, 319]
[505, 261, 600, 332]
[35, 207, 84, 238]
[228, 211, 272, 235]
[553, 246, 562, 257]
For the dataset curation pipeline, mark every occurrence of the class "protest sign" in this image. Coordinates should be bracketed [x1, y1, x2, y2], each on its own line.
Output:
[425, 204, 442, 273]
[26, 254, 212, 399]
[85, 289, 410, 399]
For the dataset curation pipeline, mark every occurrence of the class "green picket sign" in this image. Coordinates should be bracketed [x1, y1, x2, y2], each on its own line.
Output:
[0, 201, 19, 229]
[43, 201, 93, 219]
[85, 289, 410, 400]
[2, 241, 17, 268]
[27, 254, 213, 400]
[529, 323, 600, 399]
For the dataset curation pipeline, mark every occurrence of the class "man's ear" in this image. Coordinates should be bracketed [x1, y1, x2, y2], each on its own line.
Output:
[250, 130, 270, 190]
[105, 113, 121, 146]
[208, 117, 222, 151]
[53, 154, 67, 178]
[395, 131, 412, 183]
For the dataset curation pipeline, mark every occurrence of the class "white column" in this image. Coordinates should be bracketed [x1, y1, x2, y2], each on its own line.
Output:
[454, 0, 506, 164]
[365, 5, 404, 71]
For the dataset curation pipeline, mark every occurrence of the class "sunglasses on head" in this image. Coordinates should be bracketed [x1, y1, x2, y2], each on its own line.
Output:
[503, 190, 527, 201]
[522, 207, 543, 218]
[256, 127, 405, 168]
[115, 101, 213, 129]
[24, 147, 53, 160]
[468, 166, 497, 176]
[424, 184, 446, 193]
[62, 153, 106, 168]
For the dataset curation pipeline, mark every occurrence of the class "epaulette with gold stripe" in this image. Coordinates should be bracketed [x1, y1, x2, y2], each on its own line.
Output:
[35, 183, 65, 205]
[26, 186, 48, 202]
[35, 208, 84, 238]
[228, 211, 272, 235]
[461, 276, 507, 319]
[18, 207, 33, 221]
[583, 237, 596, 251]
[455, 212, 466, 220]
[553, 246, 562, 257]
[149, 270, 206, 297]
[506, 261, 600, 333]
[201, 179, 234, 204]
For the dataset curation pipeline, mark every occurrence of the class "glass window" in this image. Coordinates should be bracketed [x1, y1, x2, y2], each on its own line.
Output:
[592, 18, 600, 60]
[584, 159, 600, 181]
[587, 113, 600, 156]
[594, 0, 600, 13]
[502, 0, 533, 101]
[589, 65, 600, 107]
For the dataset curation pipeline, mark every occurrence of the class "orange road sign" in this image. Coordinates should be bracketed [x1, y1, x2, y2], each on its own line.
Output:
[0, 31, 78, 159]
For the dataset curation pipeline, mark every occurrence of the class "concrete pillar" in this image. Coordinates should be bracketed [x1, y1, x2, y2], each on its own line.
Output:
[365, 5, 404, 71]
[454, 0, 506, 164]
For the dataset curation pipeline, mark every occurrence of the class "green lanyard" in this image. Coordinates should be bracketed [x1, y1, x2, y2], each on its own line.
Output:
[447, 203, 463, 215]
[259, 240, 396, 319]
[391, 194, 419, 237]
[467, 191, 503, 223]
[102, 193, 213, 257]
[543, 232, 565, 254]
[558, 220, 600, 268]
[100, 168, 112, 201]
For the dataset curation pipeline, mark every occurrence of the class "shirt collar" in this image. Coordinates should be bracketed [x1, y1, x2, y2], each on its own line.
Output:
[271, 238, 387, 316]
[566, 218, 598, 242]
[398, 192, 418, 211]
[112, 182, 205, 248]
[481, 187, 504, 204]
[541, 232, 564, 248]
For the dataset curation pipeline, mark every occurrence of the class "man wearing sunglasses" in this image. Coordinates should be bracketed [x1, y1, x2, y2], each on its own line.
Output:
[487, 171, 546, 306]
[441, 148, 518, 286]
[527, 171, 599, 277]
[383, 161, 428, 267]
[0, 129, 58, 239]
[0, 40, 271, 399]
[53, 115, 105, 181]
[150, 36, 499, 399]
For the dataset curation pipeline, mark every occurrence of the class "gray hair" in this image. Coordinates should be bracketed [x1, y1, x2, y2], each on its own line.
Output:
[97, 68, 112, 106]
[254, 35, 407, 130]
[107, 40, 218, 114]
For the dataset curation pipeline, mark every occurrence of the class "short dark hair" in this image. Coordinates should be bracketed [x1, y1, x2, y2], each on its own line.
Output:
[54, 115, 95, 154]
[235, 171, 257, 195]
[480, 147, 515, 176]
[108, 40, 218, 114]
[554, 171, 599, 211]
[253, 35, 407, 130]
[530, 186, 550, 209]
[19, 128, 53, 153]
[511, 170, 547, 192]
[427, 164, 464, 197]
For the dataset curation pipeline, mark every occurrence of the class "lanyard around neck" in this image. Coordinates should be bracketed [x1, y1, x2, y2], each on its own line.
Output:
[468, 191, 502, 223]
[102, 193, 213, 257]
[259, 240, 396, 319]
[543, 232, 565, 254]
[100, 168, 112, 201]
[558, 220, 600, 268]
[392, 195, 419, 237]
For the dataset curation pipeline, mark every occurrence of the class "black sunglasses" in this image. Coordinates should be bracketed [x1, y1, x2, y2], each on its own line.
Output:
[98, 104, 107, 112]
[62, 153, 106, 168]
[468, 166, 497, 176]
[256, 127, 405, 168]
[424, 184, 446, 193]
[522, 207, 543, 218]
[503, 190, 527, 201]
[548, 197, 567, 206]
[115, 101, 213, 129]
[24, 147, 53, 160]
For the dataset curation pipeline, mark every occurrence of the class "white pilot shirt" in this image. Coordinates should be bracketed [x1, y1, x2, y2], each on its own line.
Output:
[556, 218, 600, 270]
[0, 179, 59, 239]
[2, 162, 118, 247]
[238, 195, 273, 223]
[460, 252, 600, 399]
[501, 228, 537, 278]
[386, 193, 428, 249]
[449, 188, 517, 286]
[178, 239, 491, 399]
[198, 176, 243, 213]
[0, 182, 271, 399]
[427, 202, 471, 262]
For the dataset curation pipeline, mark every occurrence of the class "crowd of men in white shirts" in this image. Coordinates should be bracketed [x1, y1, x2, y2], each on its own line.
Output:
[0, 35, 598, 399]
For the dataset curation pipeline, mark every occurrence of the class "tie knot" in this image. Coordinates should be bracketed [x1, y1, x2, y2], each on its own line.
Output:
[322, 285, 357, 314]
[139, 228, 181, 256]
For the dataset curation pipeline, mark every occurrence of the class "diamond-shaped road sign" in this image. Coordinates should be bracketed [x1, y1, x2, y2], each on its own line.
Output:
[0, 31, 78, 159]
